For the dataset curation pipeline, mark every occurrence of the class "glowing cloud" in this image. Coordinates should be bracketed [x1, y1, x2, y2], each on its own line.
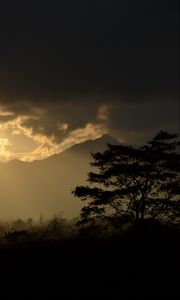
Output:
[0, 138, 13, 161]
[0, 104, 110, 162]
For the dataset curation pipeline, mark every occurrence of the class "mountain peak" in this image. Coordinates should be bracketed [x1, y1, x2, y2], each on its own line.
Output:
[0, 132, 119, 220]
[62, 133, 119, 156]
[98, 134, 119, 144]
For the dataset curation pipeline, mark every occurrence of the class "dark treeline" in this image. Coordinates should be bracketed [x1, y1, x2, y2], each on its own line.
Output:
[0, 131, 180, 298]
[0, 214, 180, 298]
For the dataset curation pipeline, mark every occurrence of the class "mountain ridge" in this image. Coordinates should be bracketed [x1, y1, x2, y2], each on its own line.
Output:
[0, 134, 119, 165]
[0, 134, 119, 220]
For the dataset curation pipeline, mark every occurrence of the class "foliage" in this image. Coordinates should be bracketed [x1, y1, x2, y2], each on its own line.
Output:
[73, 131, 180, 227]
[0, 214, 77, 245]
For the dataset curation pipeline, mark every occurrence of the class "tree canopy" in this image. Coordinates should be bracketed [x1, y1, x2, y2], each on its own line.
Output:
[73, 131, 180, 229]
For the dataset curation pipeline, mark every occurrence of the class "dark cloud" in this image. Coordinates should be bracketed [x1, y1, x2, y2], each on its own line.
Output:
[1, 97, 177, 146]
[20, 102, 100, 142]
[0, 0, 178, 102]
[0, 113, 16, 123]
[0, 0, 178, 144]
[1, 100, 102, 142]
[109, 98, 179, 144]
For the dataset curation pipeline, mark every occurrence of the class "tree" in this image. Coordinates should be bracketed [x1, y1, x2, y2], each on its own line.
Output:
[73, 131, 180, 229]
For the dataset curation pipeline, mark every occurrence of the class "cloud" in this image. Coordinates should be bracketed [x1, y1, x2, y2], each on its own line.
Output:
[19, 121, 108, 162]
[0, 100, 109, 141]
[97, 104, 111, 122]
[0, 111, 16, 123]
[108, 98, 179, 144]
[61, 122, 108, 148]
[0, 104, 110, 161]
[0, 0, 178, 161]
[0, 95, 179, 162]
[0, 137, 13, 161]
[0, 1, 178, 103]
[0, 137, 11, 146]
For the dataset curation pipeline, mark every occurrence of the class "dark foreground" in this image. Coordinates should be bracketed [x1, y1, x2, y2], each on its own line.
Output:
[0, 228, 180, 299]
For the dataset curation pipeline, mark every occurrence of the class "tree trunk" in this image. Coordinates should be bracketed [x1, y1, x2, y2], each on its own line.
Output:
[141, 207, 144, 221]
[141, 199, 145, 221]
[135, 207, 139, 221]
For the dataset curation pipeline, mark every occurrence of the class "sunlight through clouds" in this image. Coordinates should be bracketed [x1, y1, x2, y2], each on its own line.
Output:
[0, 104, 110, 162]
[61, 122, 108, 149]
[0, 137, 13, 161]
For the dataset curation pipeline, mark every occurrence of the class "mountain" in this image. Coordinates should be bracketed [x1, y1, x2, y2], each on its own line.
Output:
[0, 134, 119, 220]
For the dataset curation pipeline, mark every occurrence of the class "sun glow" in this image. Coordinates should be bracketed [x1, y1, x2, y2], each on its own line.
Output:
[0, 104, 110, 162]
[0, 138, 12, 161]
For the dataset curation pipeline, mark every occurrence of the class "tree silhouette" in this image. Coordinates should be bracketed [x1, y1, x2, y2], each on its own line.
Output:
[73, 131, 180, 229]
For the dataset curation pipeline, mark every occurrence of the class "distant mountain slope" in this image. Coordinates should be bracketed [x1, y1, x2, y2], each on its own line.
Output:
[0, 134, 119, 220]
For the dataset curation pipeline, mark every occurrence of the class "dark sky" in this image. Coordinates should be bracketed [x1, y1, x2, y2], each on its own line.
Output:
[0, 0, 179, 158]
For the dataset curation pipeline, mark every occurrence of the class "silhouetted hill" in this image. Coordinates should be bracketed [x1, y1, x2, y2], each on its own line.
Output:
[37, 134, 119, 161]
[0, 134, 119, 220]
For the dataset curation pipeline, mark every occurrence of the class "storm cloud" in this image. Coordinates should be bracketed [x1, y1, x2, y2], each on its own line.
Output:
[0, 0, 179, 154]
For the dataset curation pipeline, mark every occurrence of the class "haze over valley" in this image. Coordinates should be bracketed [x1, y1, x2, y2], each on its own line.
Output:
[0, 134, 118, 220]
